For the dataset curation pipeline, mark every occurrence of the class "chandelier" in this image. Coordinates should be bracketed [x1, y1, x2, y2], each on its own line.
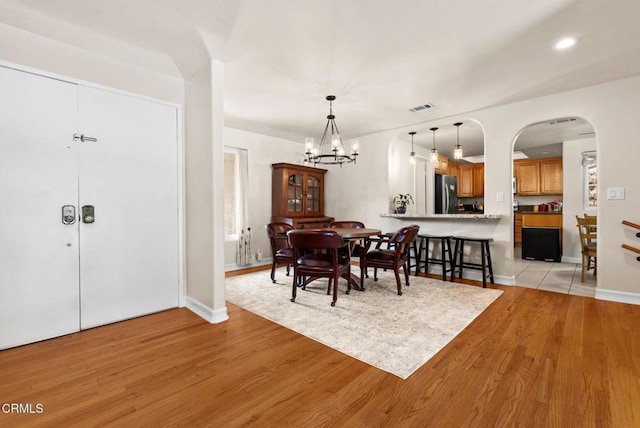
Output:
[305, 95, 359, 167]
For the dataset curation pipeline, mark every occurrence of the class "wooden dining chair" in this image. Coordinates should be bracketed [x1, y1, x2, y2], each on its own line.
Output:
[329, 221, 371, 284]
[288, 229, 351, 307]
[365, 225, 420, 295]
[266, 222, 294, 283]
[576, 215, 597, 282]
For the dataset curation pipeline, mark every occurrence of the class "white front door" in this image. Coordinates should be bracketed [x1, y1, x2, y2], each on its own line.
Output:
[78, 87, 179, 329]
[0, 67, 81, 349]
[0, 67, 180, 348]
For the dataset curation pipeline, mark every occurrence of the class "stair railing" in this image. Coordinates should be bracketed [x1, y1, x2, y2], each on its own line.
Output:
[621, 220, 640, 261]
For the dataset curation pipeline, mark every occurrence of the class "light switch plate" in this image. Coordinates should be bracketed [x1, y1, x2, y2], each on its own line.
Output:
[607, 187, 625, 200]
[496, 191, 505, 202]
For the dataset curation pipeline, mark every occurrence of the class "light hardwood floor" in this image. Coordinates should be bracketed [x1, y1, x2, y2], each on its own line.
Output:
[1, 270, 639, 427]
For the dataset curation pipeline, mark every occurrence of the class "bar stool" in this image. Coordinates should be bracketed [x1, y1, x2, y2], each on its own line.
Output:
[450, 236, 495, 288]
[415, 234, 453, 280]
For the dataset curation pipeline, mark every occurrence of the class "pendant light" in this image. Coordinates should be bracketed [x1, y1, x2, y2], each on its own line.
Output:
[453, 122, 463, 160]
[408, 131, 417, 164]
[429, 127, 439, 163]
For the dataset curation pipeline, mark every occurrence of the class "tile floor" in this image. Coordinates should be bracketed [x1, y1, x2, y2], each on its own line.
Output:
[513, 246, 596, 297]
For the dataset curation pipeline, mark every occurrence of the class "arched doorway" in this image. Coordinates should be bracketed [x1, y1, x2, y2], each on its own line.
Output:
[512, 117, 597, 294]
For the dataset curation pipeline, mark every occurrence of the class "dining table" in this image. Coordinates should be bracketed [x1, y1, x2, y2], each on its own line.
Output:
[324, 227, 382, 291]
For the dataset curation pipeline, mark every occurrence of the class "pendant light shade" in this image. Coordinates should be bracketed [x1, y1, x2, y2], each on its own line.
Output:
[453, 122, 463, 160]
[429, 127, 439, 163]
[408, 131, 417, 164]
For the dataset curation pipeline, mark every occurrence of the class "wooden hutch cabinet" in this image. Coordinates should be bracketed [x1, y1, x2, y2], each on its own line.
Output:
[271, 163, 333, 228]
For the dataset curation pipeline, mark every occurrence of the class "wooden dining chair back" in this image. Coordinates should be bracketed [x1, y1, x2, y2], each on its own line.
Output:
[266, 222, 294, 283]
[365, 224, 420, 295]
[288, 230, 351, 307]
[329, 220, 371, 282]
[576, 215, 597, 282]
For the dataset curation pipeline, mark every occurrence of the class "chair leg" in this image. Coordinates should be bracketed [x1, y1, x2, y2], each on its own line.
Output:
[394, 268, 403, 296]
[403, 262, 410, 286]
[346, 264, 352, 295]
[485, 241, 495, 284]
[439, 239, 447, 281]
[581, 254, 586, 283]
[271, 261, 277, 283]
[291, 269, 297, 302]
[480, 242, 487, 288]
[374, 268, 379, 281]
[450, 239, 460, 282]
[445, 238, 453, 282]
[331, 273, 338, 306]
[286, 263, 290, 277]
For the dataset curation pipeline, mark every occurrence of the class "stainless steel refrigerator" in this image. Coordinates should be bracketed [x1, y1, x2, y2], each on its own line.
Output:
[435, 174, 458, 214]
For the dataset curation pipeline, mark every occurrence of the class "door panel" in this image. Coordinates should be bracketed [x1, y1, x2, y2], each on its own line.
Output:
[0, 67, 80, 349]
[78, 87, 179, 329]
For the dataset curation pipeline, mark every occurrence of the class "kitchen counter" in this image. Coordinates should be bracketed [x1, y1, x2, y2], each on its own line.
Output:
[381, 213, 501, 220]
[514, 210, 562, 214]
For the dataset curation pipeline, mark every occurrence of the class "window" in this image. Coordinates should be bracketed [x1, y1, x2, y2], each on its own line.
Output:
[583, 151, 597, 210]
[224, 147, 248, 240]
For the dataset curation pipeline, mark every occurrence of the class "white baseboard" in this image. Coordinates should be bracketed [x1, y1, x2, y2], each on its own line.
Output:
[421, 266, 515, 286]
[185, 296, 229, 323]
[561, 256, 581, 264]
[596, 288, 640, 305]
[225, 258, 272, 272]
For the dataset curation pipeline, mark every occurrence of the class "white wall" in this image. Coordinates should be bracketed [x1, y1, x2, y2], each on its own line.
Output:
[325, 76, 640, 302]
[222, 128, 305, 267]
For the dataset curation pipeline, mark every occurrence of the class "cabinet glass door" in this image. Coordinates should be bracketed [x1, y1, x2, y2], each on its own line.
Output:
[307, 175, 321, 213]
[287, 174, 304, 213]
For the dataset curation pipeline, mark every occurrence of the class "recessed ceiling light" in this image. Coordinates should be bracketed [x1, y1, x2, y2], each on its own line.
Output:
[554, 37, 580, 50]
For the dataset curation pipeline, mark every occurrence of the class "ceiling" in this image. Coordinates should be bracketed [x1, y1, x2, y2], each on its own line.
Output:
[0, 0, 637, 150]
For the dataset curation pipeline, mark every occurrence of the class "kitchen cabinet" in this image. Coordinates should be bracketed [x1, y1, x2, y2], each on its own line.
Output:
[455, 163, 484, 197]
[271, 163, 333, 228]
[435, 154, 449, 175]
[514, 213, 523, 245]
[540, 158, 563, 194]
[515, 212, 563, 246]
[514, 157, 563, 195]
[473, 164, 484, 197]
[448, 163, 459, 184]
[458, 165, 474, 197]
[522, 213, 563, 227]
[514, 159, 540, 195]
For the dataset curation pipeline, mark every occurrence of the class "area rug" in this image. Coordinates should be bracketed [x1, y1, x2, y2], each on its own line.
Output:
[225, 269, 503, 379]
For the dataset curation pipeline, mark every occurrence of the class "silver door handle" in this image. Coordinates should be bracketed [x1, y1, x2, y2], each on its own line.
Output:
[73, 133, 98, 142]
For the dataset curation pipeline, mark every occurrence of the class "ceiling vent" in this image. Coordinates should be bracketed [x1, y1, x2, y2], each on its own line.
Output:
[548, 118, 576, 125]
[409, 103, 434, 112]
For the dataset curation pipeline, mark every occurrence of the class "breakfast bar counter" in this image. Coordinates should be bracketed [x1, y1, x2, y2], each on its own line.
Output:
[380, 213, 501, 220]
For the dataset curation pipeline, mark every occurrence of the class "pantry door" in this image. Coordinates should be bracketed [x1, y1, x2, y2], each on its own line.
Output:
[78, 86, 179, 329]
[0, 66, 80, 349]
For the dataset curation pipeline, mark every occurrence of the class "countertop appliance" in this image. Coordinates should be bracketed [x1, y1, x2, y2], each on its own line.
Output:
[435, 174, 458, 214]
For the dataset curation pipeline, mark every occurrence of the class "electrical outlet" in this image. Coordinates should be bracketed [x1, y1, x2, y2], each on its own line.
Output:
[607, 187, 625, 200]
